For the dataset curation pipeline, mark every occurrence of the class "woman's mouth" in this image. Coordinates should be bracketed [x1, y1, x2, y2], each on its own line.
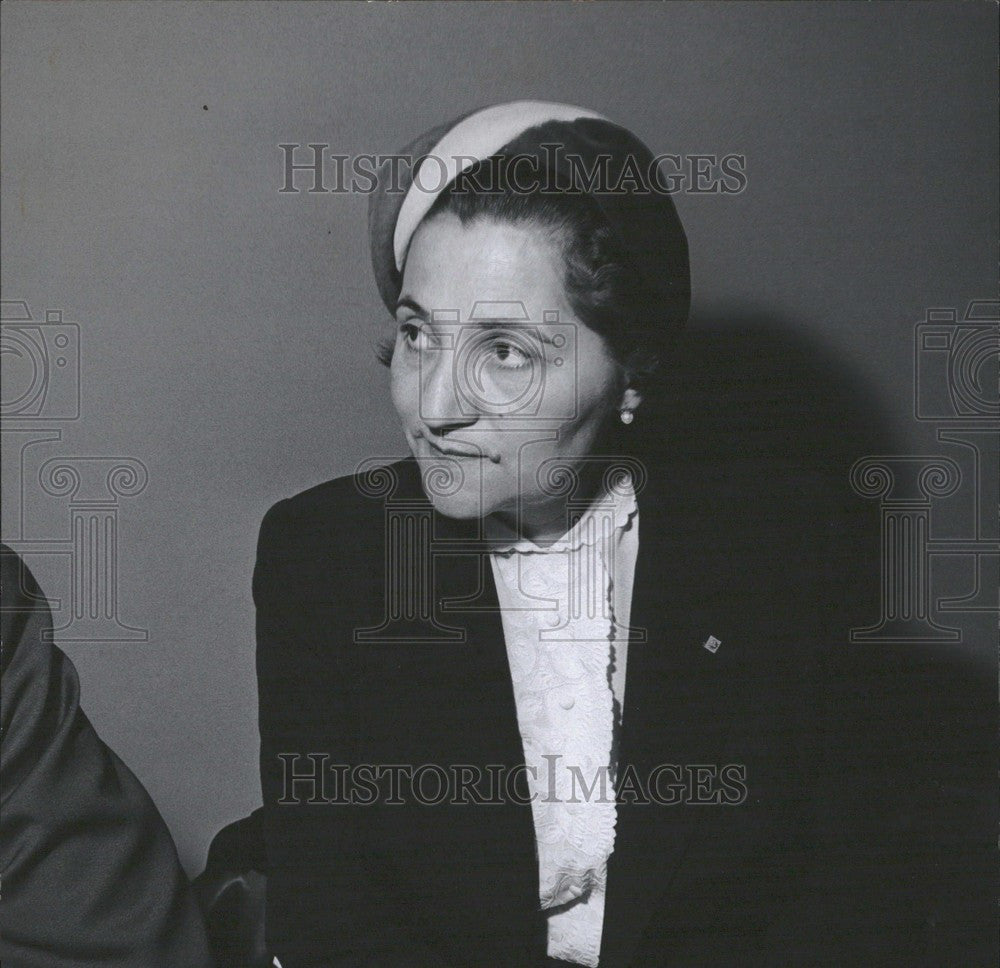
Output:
[421, 436, 500, 463]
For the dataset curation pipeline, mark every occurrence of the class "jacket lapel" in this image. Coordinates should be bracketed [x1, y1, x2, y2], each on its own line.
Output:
[352, 459, 542, 955]
[600, 462, 744, 968]
[428, 491, 546, 952]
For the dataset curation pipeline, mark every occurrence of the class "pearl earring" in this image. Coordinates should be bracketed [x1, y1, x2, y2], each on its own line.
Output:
[620, 409, 634, 425]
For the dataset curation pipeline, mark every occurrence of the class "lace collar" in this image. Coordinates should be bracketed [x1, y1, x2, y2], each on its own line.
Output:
[486, 476, 638, 557]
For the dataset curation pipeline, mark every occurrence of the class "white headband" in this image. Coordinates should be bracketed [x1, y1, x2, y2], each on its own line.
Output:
[392, 100, 608, 272]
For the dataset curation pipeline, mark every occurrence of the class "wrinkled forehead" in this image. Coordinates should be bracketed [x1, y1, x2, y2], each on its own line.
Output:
[399, 215, 575, 324]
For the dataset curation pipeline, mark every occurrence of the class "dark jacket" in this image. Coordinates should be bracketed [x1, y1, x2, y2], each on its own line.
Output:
[253, 451, 962, 967]
[254, 438, 988, 968]
[0, 544, 214, 968]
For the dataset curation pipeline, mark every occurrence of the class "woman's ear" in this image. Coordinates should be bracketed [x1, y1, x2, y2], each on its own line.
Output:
[620, 346, 660, 411]
[619, 385, 643, 414]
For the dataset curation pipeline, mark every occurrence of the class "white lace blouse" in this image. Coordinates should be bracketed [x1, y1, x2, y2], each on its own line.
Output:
[486, 478, 639, 967]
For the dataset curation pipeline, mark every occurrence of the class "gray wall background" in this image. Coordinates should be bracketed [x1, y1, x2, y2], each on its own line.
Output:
[2, 1, 996, 873]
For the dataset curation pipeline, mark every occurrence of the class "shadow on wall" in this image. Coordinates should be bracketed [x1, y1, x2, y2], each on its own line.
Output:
[648, 314, 896, 468]
[636, 317, 994, 964]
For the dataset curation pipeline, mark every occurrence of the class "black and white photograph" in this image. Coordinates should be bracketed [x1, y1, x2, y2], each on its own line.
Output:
[1, 3, 997, 966]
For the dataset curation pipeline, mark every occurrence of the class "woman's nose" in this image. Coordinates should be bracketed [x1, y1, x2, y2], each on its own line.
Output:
[420, 351, 477, 432]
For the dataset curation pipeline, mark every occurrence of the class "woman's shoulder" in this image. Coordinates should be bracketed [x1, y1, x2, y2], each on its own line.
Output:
[252, 456, 421, 602]
[259, 456, 420, 538]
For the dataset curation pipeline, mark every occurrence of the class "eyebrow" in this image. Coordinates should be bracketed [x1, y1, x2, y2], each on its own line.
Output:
[393, 295, 557, 344]
[394, 295, 429, 320]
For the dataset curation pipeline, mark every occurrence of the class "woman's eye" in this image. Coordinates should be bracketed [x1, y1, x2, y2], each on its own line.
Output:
[489, 336, 532, 370]
[399, 322, 427, 350]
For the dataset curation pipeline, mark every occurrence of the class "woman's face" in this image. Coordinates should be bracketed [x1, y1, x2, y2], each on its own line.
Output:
[390, 213, 633, 534]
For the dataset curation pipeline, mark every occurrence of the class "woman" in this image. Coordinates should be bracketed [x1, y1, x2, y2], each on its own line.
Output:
[254, 102, 835, 967]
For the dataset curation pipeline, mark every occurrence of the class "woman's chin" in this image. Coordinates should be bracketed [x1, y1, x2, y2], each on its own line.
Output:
[422, 486, 491, 520]
[413, 455, 488, 516]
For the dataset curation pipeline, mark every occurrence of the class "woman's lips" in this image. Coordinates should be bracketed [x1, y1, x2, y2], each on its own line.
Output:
[422, 436, 500, 463]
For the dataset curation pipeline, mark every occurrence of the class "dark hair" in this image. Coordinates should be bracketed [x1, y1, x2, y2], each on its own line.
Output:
[376, 155, 672, 390]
